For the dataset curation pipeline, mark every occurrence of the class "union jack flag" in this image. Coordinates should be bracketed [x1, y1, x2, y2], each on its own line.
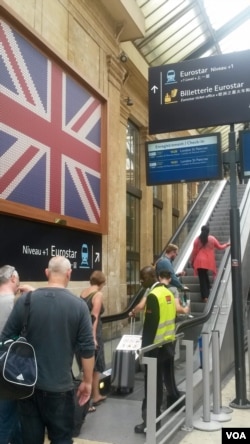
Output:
[0, 19, 102, 225]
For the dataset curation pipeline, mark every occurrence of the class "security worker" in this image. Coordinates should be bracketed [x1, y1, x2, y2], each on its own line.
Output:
[134, 266, 177, 434]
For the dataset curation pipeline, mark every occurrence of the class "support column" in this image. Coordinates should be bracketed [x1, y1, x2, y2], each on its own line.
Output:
[104, 56, 129, 312]
[227, 125, 250, 409]
[140, 128, 154, 265]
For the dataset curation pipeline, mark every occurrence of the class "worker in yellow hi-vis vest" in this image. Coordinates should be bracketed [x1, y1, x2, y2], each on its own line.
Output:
[134, 266, 179, 434]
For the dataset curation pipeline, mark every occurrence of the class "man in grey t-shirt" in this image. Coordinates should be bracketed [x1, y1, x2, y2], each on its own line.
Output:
[1, 256, 95, 444]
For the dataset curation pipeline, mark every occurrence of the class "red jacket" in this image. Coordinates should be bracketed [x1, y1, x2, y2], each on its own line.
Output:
[191, 235, 229, 277]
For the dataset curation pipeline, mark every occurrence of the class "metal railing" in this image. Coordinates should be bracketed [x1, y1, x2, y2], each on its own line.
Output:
[139, 334, 194, 444]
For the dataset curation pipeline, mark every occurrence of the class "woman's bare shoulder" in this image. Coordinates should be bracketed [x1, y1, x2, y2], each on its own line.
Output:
[80, 287, 91, 298]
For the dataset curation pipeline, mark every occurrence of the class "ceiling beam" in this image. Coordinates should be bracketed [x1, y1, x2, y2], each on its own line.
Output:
[185, 6, 250, 60]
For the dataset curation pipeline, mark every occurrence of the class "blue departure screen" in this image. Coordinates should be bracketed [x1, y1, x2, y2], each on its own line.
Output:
[239, 130, 250, 178]
[146, 133, 222, 185]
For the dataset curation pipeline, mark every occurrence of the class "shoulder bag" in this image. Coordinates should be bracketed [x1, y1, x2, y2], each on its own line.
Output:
[0, 291, 38, 400]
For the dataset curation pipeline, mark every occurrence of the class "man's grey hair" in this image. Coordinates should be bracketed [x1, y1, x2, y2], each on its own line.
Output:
[48, 256, 71, 274]
[0, 265, 19, 284]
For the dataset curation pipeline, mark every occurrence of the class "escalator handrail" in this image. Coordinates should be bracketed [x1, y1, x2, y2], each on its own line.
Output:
[100, 181, 228, 326]
[175, 245, 230, 334]
[101, 180, 250, 332]
[101, 286, 145, 323]
[174, 180, 228, 274]
[167, 182, 211, 245]
[176, 180, 250, 334]
[153, 181, 211, 263]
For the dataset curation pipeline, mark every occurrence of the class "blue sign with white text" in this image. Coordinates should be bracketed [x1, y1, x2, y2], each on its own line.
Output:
[239, 130, 250, 178]
[146, 133, 222, 185]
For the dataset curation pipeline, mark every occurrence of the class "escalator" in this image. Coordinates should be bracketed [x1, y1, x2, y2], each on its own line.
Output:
[101, 180, 229, 332]
[102, 181, 250, 414]
[79, 179, 250, 444]
[175, 181, 246, 336]
[174, 178, 250, 393]
[176, 181, 246, 302]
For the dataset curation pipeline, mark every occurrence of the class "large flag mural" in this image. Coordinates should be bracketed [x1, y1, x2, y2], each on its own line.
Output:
[0, 18, 105, 230]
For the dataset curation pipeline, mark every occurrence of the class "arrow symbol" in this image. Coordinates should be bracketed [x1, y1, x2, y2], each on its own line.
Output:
[151, 85, 158, 94]
[95, 252, 100, 262]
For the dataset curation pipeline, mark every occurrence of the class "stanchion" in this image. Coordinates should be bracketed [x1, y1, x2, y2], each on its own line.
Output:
[198, 335, 203, 368]
[181, 339, 194, 431]
[210, 330, 233, 421]
[143, 355, 157, 444]
[193, 332, 221, 431]
[248, 330, 250, 392]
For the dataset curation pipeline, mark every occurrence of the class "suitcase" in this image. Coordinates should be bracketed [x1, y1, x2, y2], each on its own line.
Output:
[110, 318, 141, 394]
[110, 348, 136, 394]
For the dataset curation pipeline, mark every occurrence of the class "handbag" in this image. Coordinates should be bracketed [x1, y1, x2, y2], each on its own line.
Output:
[0, 292, 38, 400]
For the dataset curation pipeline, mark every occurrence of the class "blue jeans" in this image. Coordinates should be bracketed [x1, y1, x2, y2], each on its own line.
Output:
[0, 399, 23, 444]
[18, 388, 75, 444]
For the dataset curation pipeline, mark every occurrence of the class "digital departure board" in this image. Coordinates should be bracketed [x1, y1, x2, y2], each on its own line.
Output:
[145, 133, 222, 185]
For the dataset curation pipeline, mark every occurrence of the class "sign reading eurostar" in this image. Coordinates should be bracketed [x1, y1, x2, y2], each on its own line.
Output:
[0, 214, 102, 281]
[148, 50, 250, 134]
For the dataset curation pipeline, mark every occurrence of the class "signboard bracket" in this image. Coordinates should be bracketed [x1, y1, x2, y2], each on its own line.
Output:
[222, 150, 239, 164]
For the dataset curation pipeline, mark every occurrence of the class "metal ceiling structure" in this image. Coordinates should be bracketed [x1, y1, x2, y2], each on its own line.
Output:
[133, 0, 250, 151]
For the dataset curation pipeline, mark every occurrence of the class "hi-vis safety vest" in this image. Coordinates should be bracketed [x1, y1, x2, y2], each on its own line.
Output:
[150, 285, 176, 344]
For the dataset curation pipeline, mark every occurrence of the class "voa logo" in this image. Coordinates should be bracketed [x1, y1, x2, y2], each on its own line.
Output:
[226, 432, 246, 440]
[222, 428, 250, 442]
